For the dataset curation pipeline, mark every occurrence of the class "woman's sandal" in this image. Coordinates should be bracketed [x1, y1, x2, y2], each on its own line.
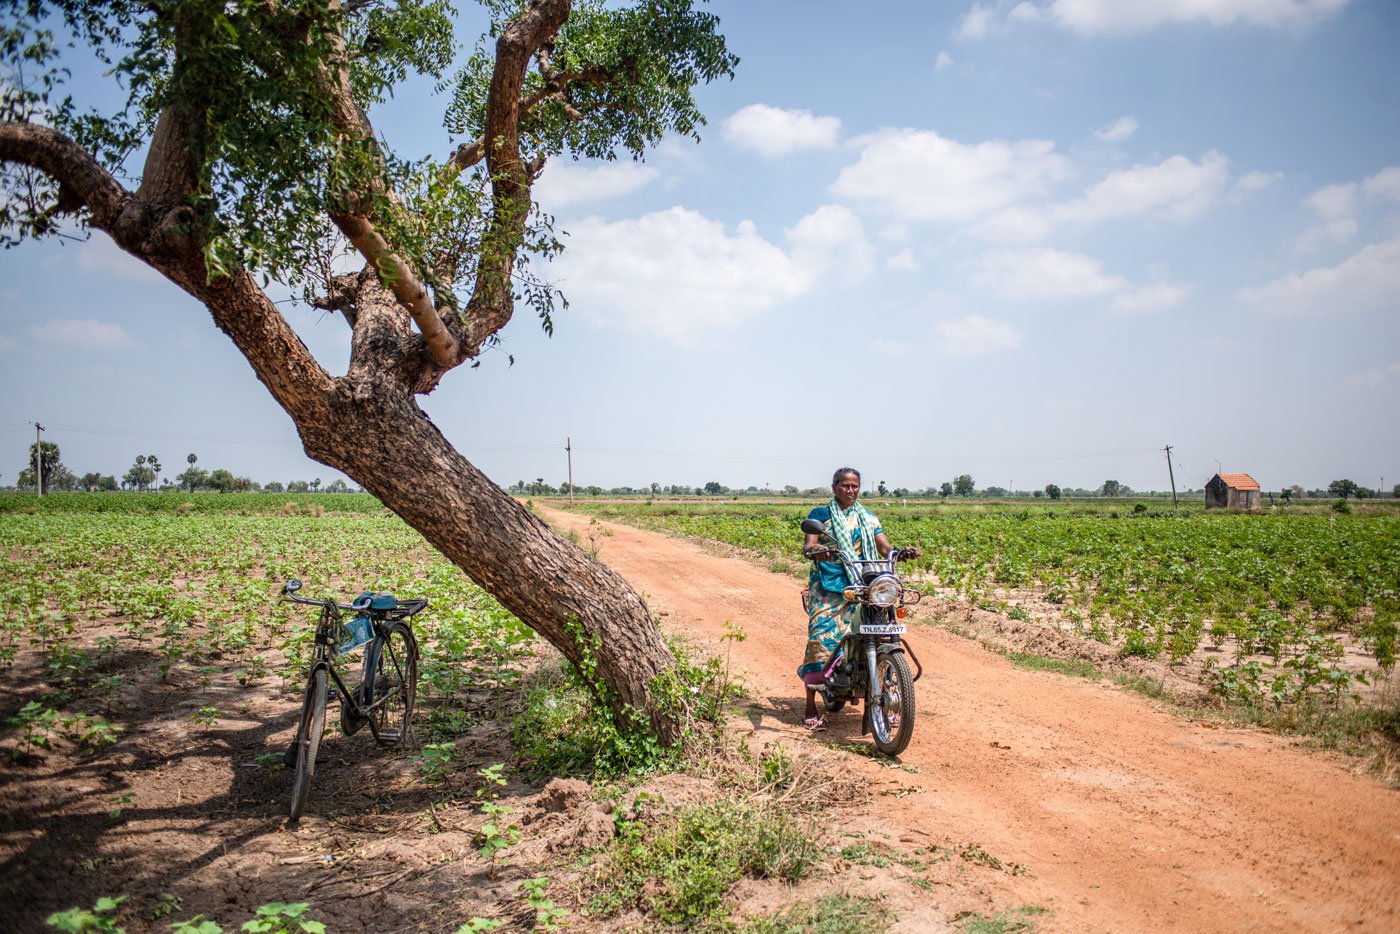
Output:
[802, 716, 826, 732]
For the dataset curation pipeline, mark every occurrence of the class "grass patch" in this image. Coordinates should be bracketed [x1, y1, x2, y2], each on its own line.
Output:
[588, 797, 820, 927]
[1004, 651, 1102, 679]
[1114, 675, 1400, 784]
[1114, 673, 1174, 700]
[738, 893, 893, 933]
[1218, 694, 1400, 782]
[957, 904, 1051, 933]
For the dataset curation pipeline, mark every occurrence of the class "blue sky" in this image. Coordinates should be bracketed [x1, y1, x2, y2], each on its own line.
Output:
[2, 0, 1398, 494]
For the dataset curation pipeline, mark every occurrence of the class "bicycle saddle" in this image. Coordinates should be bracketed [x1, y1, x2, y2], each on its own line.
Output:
[352, 591, 399, 611]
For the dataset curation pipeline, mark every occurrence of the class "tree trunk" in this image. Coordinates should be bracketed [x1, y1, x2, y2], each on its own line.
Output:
[306, 386, 681, 743]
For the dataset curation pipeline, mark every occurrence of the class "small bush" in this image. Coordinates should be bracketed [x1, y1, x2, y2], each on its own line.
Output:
[590, 799, 819, 926]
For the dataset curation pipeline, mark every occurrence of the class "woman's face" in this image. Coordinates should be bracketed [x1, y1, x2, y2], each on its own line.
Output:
[833, 473, 860, 509]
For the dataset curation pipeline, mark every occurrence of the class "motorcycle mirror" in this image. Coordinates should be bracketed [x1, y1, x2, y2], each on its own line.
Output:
[800, 518, 826, 536]
[283, 579, 302, 594]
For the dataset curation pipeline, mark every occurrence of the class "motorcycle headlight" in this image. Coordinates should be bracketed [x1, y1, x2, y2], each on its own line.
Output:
[868, 575, 900, 607]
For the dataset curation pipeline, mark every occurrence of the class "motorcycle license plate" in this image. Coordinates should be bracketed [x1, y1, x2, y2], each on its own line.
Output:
[861, 623, 906, 635]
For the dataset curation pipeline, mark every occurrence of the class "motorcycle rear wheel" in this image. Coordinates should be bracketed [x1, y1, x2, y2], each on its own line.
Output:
[869, 652, 916, 756]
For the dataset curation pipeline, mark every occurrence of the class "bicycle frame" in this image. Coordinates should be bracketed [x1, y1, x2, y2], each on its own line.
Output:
[287, 591, 417, 734]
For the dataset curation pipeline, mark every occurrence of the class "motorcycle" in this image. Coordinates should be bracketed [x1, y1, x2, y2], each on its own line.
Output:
[800, 517, 923, 756]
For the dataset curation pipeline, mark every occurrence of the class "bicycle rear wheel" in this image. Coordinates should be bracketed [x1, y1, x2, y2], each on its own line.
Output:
[289, 666, 328, 822]
[370, 623, 418, 747]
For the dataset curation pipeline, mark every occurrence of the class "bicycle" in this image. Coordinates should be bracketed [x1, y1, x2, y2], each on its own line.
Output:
[279, 578, 427, 822]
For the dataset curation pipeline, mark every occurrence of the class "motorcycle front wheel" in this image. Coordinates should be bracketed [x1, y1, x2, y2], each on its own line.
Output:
[869, 652, 916, 756]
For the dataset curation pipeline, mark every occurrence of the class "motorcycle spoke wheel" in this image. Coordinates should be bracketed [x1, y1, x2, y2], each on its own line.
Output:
[870, 653, 916, 757]
[370, 623, 418, 748]
[289, 666, 328, 822]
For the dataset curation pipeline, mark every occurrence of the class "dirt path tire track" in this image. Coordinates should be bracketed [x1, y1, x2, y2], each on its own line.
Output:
[540, 506, 1399, 933]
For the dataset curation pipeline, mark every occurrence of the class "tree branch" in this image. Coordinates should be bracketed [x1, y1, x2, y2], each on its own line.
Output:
[457, 0, 571, 356]
[0, 123, 128, 228]
[330, 211, 462, 368]
[307, 0, 464, 372]
[0, 126, 338, 412]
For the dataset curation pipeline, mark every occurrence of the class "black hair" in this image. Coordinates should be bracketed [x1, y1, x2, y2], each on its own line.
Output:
[832, 467, 861, 487]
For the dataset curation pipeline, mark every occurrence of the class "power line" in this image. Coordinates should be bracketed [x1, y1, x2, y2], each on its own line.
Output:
[40, 422, 302, 448]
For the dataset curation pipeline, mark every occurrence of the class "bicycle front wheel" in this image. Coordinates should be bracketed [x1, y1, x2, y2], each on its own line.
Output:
[289, 666, 328, 822]
[370, 623, 418, 748]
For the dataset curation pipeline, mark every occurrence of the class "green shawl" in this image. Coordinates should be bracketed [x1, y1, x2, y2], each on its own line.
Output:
[825, 498, 879, 586]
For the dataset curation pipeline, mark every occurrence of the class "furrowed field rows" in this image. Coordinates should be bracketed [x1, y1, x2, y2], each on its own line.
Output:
[564, 500, 1400, 707]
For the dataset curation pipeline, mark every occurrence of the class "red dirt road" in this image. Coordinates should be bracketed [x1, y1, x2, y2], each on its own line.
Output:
[540, 506, 1400, 933]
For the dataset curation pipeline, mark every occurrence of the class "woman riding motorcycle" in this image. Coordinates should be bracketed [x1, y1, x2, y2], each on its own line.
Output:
[798, 467, 919, 730]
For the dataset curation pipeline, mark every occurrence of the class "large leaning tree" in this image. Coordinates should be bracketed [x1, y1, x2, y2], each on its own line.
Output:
[0, 0, 737, 742]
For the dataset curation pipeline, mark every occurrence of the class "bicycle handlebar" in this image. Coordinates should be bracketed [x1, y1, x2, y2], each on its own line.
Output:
[283, 592, 361, 612]
[281, 586, 428, 617]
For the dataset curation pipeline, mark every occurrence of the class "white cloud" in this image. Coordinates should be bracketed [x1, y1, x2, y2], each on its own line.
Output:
[955, 3, 1002, 39]
[935, 51, 955, 70]
[1362, 166, 1400, 201]
[1349, 360, 1400, 387]
[933, 314, 1022, 355]
[1296, 182, 1358, 251]
[0, 334, 14, 351]
[1113, 281, 1191, 313]
[886, 249, 919, 271]
[547, 207, 810, 342]
[972, 247, 1125, 301]
[1094, 116, 1138, 142]
[963, 151, 1226, 243]
[723, 104, 841, 158]
[75, 235, 164, 284]
[1295, 217, 1358, 252]
[831, 129, 1070, 224]
[971, 247, 1188, 312]
[957, 0, 1352, 37]
[1305, 182, 1358, 219]
[30, 318, 138, 349]
[1052, 152, 1229, 224]
[785, 204, 876, 286]
[1231, 170, 1284, 198]
[535, 161, 659, 209]
[969, 206, 1053, 242]
[1239, 235, 1400, 315]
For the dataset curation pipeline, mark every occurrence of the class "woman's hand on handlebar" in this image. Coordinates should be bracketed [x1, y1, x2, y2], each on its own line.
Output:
[803, 546, 833, 561]
[898, 546, 923, 560]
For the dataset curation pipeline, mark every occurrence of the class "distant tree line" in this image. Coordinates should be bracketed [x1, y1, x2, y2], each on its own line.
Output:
[13, 445, 1386, 501]
[11, 444, 357, 494]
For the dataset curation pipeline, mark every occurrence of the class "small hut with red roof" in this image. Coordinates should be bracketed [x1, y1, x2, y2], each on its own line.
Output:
[1205, 473, 1261, 510]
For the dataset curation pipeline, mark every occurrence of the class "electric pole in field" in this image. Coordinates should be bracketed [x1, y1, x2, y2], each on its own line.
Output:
[565, 437, 573, 504]
[33, 422, 45, 497]
[1164, 444, 1178, 508]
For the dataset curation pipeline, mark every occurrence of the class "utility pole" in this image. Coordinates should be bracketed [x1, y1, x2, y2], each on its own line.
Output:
[33, 422, 45, 497]
[1164, 444, 1178, 508]
[565, 437, 573, 504]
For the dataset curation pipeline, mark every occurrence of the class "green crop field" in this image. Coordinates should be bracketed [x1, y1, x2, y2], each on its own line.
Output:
[0, 492, 536, 732]
[560, 498, 1400, 708]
